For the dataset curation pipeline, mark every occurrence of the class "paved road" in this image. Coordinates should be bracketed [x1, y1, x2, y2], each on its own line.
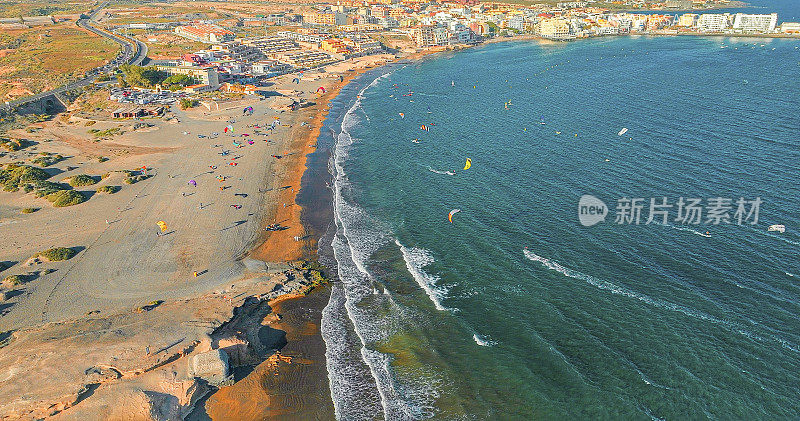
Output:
[1, 2, 146, 112]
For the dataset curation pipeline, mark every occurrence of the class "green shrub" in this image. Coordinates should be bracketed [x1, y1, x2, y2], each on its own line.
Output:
[67, 174, 97, 187]
[31, 181, 68, 197]
[179, 98, 199, 110]
[125, 174, 150, 184]
[0, 138, 32, 152]
[21, 207, 38, 214]
[0, 164, 50, 191]
[96, 185, 119, 194]
[46, 190, 85, 207]
[91, 128, 121, 138]
[35, 247, 77, 261]
[31, 154, 64, 167]
[97, 156, 108, 162]
[3, 275, 22, 286]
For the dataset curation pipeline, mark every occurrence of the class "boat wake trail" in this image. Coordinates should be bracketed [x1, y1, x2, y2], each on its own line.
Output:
[523, 248, 800, 354]
[426, 166, 455, 176]
[664, 224, 710, 237]
[747, 226, 800, 246]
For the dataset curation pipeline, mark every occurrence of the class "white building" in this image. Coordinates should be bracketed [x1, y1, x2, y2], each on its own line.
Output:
[781, 22, 800, 33]
[732, 13, 778, 33]
[677, 13, 698, 28]
[154, 65, 220, 88]
[508, 15, 524, 31]
[697, 14, 730, 32]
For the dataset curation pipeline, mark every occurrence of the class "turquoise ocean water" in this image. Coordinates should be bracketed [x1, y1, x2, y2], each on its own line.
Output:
[316, 30, 800, 420]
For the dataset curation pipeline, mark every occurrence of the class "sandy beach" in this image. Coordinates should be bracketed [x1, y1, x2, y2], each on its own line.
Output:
[0, 53, 394, 419]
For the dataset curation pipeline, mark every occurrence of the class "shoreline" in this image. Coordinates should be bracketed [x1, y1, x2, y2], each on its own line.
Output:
[198, 54, 421, 418]
[218, 47, 450, 418]
[483, 31, 800, 46]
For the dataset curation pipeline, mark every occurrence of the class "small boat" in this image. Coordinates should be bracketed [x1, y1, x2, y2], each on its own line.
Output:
[768, 224, 786, 233]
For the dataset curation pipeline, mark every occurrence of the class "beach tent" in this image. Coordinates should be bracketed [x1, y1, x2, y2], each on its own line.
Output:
[316, 86, 326, 94]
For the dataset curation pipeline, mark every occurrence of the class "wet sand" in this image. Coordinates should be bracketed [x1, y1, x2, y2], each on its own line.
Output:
[198, 60, 397, 420]
[202, 286, 334, 420]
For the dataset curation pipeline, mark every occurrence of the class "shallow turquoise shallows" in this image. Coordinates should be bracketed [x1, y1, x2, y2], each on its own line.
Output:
[319, 34, 800, 420]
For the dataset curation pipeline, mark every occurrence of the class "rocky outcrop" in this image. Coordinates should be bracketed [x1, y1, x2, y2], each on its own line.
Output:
[187, 349, 230, 387]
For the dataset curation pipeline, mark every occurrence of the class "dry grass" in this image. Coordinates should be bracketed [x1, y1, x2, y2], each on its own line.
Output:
[0, 24, 118, 100]
[0, 0, 94, 18]
[129, 31, 207, 59]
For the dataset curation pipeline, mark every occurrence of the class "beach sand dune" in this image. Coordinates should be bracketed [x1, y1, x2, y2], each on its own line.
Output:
[0, 54, 397, 419]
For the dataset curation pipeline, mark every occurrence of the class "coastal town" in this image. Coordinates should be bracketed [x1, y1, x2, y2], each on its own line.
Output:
[1, 0, 798, 108]
[0, 0, 798, 419]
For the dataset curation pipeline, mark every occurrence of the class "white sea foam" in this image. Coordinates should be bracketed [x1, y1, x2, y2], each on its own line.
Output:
[396, 240, 449, 311]
[323, 69, 443, 420]
[472, 334, 497, 347]
[523, 248, 800, 354]
[426, 166, 455, 175]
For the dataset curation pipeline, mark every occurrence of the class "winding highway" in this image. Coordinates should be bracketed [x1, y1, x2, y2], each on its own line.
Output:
[1, 2, 147, 112]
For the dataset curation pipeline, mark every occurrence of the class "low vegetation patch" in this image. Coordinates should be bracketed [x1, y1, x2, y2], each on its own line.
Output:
[179, 98, 199, 110]
[97, 156, 109, 162]
[2, 275, 23, 287]
[293, 260, 329, 295]
[21, 207, 38, 214]
[35, 247, 77, 262]
[46, 189, 85, 207]
[0, 138, 33, 152]
[30, 180, 69, 197]
[67, 174, 98, 187]
[31, 154, 65, 167]
[134, 300, 163, 313]
[0, 163, 50, 191]
[123, 170, 151, 184]
[88, 127, 122, 138]
[96, 185, 120, 194]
